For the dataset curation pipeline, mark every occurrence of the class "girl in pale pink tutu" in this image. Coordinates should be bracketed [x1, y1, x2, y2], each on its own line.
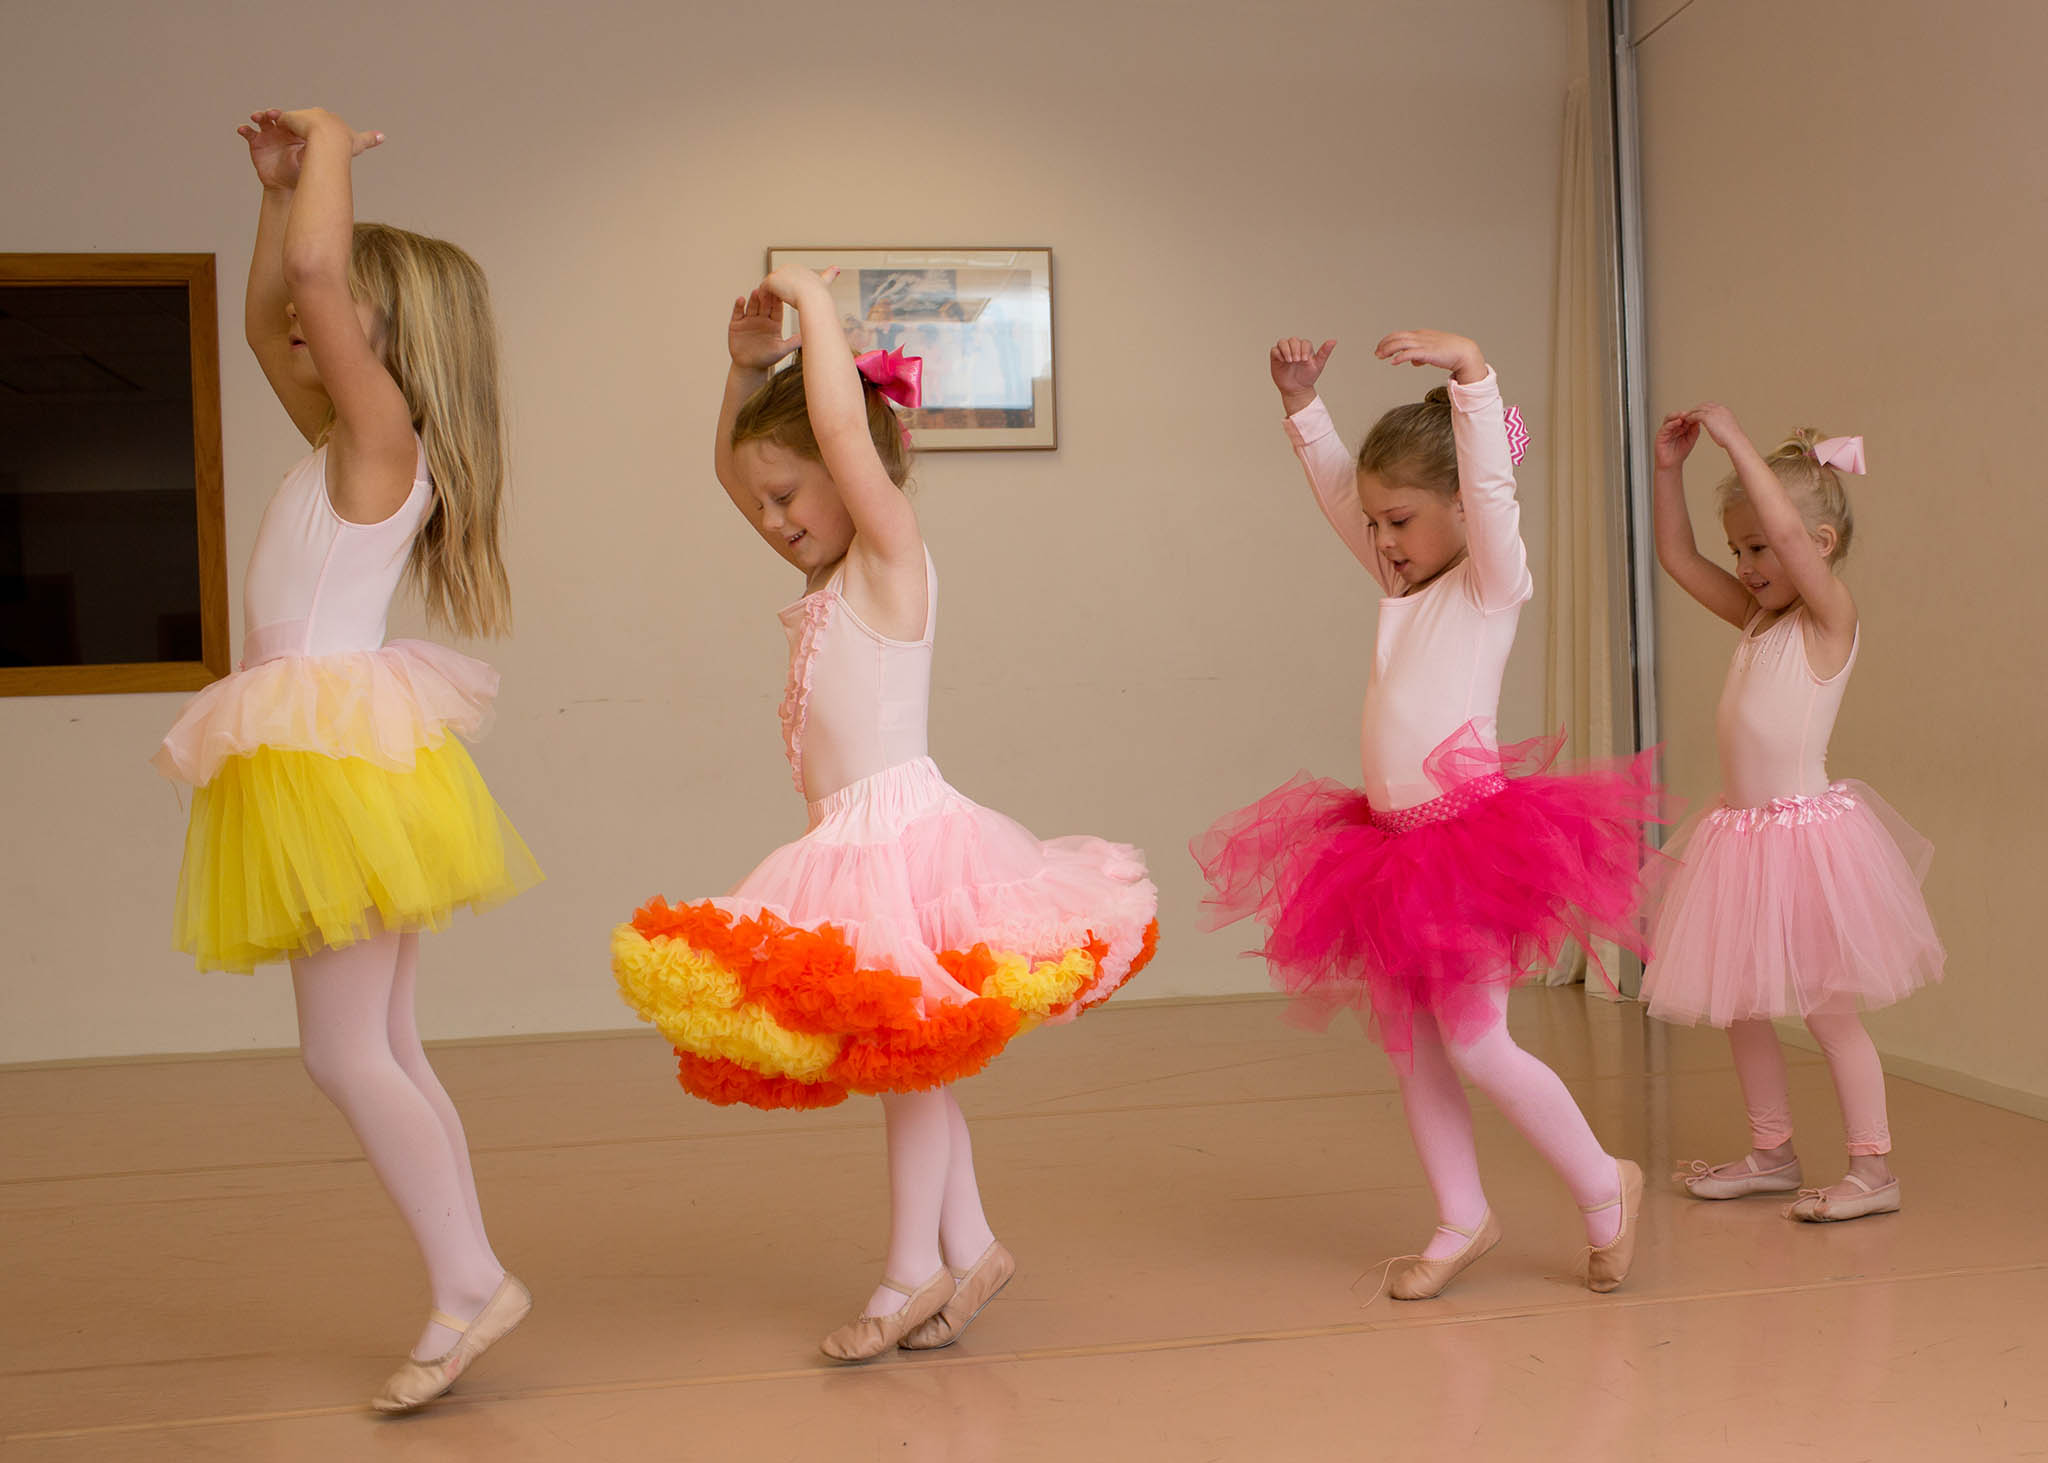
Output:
[1195, 332, 1664, 1300]
[611, 268, 1157, 1360]
[1644, 403, 1943, 1222]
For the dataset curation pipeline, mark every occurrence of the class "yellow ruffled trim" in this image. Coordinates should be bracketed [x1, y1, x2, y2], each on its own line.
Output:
[610, 926, 842, 1081]
[981, 947, 1098, 1032]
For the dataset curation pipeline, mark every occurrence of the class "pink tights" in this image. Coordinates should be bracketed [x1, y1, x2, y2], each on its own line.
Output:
[864, 1088, 997, 1318]
[291, 932, 505, 1359]
[1727, 1014, 1891, 1156]
[1395, 985, 1624, 1256]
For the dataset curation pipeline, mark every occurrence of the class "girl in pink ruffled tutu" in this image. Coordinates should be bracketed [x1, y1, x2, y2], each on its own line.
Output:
[1195, 332, 1663, 1300]
[1644, 403, 1943, 1222]
[610, 268, 1157, 1360]
[154, 109, 539, 1412]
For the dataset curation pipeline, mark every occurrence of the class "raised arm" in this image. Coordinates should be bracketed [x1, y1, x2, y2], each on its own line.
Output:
[1377, 330, 1531, 612]
[713, 285, 799, 519]
[1651, 410, 1753, 628]
[237, 109, 357, 443]
[1272, 338, 1394, 593]
[762, 267, 922, 566]
[271, 108, 415, 524]
[1689, 402, 1856, 640]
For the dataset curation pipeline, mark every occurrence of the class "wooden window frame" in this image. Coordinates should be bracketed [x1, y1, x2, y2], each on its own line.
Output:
[0, 252, 228, 696]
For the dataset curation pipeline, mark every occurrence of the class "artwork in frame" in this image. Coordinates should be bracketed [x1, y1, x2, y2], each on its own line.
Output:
[765, 247, 1056, 451]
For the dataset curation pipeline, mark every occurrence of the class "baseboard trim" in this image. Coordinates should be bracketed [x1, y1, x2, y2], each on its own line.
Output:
[0, 994, 1294, 1072]
[12, 994, 2041, 1126]
[1773, 1021, 2048, 1122]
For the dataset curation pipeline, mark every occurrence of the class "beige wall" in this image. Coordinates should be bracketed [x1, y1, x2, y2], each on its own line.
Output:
[0, 1, 1572, 1062]
[1637, 0, 2048, 1100]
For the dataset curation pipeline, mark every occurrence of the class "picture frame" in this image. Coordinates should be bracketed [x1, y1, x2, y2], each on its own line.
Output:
[0, 253, 228, 697]
[765, 247, 1056, 451]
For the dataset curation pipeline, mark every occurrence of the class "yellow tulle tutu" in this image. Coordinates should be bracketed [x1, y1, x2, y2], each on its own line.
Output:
[172, 737, 541, 973]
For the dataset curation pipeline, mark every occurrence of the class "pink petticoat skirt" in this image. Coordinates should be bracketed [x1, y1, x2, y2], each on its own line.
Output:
[1641, 780, 1944, 1027]
[612, 755, 1160, 1109]
[1192, 724, 1665, 1059]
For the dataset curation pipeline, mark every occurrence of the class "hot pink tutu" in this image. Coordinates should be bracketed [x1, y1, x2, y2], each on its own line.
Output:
[612, 756, 1159, 1109]
[1642, 780, 1944, 1026]
[1193, 723, 1664, 1058]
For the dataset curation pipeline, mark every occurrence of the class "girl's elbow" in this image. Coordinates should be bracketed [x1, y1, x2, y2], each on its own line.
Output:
[281, 248, 345, 291]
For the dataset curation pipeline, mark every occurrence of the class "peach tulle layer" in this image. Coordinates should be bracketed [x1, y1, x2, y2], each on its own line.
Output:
[155, 640, 498, 786]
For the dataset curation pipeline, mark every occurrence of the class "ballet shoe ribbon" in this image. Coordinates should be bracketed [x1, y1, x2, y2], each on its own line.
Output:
[1349, 1252, 1420, 1310]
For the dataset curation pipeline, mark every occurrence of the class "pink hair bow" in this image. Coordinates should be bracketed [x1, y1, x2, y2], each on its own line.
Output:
[853, 348, 923, 410]
[1502, 403, 1530, 467]
[1811, 435, 1866, 474]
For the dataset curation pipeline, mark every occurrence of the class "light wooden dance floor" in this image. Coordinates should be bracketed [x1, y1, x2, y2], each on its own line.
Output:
[2, 988, 2041, 1460]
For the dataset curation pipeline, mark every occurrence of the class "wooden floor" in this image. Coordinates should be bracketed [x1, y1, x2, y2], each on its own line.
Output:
[2, 988, 2042, 1460]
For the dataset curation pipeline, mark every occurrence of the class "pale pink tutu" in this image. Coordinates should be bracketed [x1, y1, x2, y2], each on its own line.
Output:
[155, 639, 498, 785]
[718, 756, 1157, 1014]
[1642, 780, 1945, 1026]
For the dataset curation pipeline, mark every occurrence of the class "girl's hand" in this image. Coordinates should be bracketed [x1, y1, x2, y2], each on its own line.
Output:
[1654, 410, 1701, 470]
[1270, 337, 1336, 408]
[1685, 402, 1750, 453]
[238, 110, 311, 190]
[1375, 329, 1486, 385]
[268, 107, 384, 157]
[761, 265, 840, 308]
[728, 286, 800, 370]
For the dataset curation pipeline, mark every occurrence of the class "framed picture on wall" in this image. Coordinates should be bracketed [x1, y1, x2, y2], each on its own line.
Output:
[764, 247, 1056, 451]
[0, 253, 228, 696]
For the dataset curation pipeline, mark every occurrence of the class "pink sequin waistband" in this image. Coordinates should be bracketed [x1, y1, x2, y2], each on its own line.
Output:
[1369, 773, 1511, 834]
[1707, 782, 1859, 833]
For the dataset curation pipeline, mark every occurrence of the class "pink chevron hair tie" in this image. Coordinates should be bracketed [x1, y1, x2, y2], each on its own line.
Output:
[1811, 435, 1866, 474]
[1502, 403, 1530, 467]
[853, 347, 923, 410]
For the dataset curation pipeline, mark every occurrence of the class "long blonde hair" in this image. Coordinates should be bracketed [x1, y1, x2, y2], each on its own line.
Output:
[1718, 427, 1856, 563]
[326, 222, 512, 638]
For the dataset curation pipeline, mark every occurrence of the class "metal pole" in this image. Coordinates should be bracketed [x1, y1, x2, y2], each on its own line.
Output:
[1608, 0, 1659, 765]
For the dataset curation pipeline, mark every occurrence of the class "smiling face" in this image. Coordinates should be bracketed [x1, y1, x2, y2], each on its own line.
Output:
[732, 438, 856, 577]
[1722, 499, 1837, 613]
[1358, 470, 1467, 589]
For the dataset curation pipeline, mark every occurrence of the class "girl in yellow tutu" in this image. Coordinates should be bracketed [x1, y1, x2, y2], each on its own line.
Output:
[154, 107, 540, 1413]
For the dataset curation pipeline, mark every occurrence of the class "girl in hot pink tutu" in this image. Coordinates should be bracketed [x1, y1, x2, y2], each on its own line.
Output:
[1195, 331, 1662, 1300]
[611, 268, 1158, 1360]
[1643, 404, 1942, 1222]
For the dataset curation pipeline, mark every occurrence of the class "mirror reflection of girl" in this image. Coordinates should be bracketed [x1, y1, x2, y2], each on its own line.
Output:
[154, 108, 541, 1413]
[1643, 404, 1944, 1221]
